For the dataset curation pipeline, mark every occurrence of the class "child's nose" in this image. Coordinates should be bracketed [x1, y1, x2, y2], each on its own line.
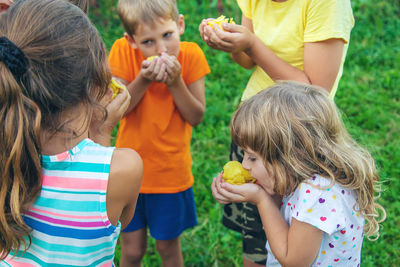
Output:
[156, 42, 167, 54]
[241, 160, 250, 171]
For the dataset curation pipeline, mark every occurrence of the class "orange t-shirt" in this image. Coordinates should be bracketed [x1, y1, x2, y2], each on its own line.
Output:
[108, 39, 210, 193]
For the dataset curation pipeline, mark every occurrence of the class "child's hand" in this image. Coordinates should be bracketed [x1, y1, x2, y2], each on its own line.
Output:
[140, 56, 168, 83]
[199, 19, 254, 54]
[89, 87, 131, 146]
[211, 172, 231, 204]
[104, 87, 131, 127]
[161, 53, 182, 86]
[211, 172, 268, 205]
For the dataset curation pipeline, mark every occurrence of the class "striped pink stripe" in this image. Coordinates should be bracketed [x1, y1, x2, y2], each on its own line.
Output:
[29, 207, 102, 220]
[25, 211, 110, 228]
[99, 262, 113, 267]
[42, 175, 107, 190]
[4, 257, 37, 267]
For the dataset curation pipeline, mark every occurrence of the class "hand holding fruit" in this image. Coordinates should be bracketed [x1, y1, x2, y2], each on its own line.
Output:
[110, 78, 127, 100]
[140, 55, 168, 83]
[199, 16, 255, 54]
[222, 161, 256, 185]
[211, 169, 267, 205]
[161, 53, 182, 86]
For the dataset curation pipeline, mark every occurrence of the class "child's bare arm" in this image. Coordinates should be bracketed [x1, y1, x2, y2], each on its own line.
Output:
[201, 16, 345, 92]
[107, 148, 143, 230]
[163, 54, 206, 126]
[216, 180, 322, 266]
[257, 196, 322, 267]
[230, 15, 256, 69]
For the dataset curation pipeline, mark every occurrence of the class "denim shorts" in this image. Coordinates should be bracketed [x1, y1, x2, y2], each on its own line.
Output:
[122, 187, 197, 240]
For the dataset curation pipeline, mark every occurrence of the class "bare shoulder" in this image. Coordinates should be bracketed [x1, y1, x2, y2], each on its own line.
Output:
[110, 148, 143, 186]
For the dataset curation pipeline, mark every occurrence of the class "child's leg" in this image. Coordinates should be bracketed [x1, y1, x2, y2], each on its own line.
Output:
[120, 228, 147, 267]
[119, 194, 147, 267]
[145, 188, 197, 266]
[156, 237, 184, 267]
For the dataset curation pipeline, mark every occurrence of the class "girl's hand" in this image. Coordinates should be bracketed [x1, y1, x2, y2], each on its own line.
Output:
[211, 172, 231, 204]
[211, 172, 269, 205]
[104, 87, 131, 128]
[140, 57, 168, 83]
[161, 53, 182, 86]
[89, 87, 131, 146]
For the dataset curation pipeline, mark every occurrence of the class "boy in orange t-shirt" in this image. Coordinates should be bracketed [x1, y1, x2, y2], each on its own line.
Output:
[108, 0, 210, 266]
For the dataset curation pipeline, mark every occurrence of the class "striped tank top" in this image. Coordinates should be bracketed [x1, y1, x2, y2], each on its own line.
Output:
[2, 139, 120, 267]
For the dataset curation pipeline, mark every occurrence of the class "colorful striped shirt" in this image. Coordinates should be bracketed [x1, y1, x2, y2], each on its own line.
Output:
[2, 139, 120, 267]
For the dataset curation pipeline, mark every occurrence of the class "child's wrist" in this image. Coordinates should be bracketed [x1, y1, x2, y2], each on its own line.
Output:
[138, 71, 152, 84]
[166, 75, 183, 87]
[244, 32, 256, 56]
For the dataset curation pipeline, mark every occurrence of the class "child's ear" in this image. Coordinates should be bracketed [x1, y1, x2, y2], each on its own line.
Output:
[124, 32, 138, 49]
[177, 14, 185, 35]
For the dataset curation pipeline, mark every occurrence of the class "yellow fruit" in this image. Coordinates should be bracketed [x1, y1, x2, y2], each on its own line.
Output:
[222, 161, 256, 185]
[207, 15, 236, 31]
[146, 55, 159, 61]
[110, 78, 126, 100]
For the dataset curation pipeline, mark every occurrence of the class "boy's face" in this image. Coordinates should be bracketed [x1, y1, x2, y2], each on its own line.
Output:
[126, 15, 185, 58]
[242, 148, 275, 195]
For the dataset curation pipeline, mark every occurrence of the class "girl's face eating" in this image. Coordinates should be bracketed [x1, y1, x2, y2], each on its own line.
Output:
[242, 148, 275, 195]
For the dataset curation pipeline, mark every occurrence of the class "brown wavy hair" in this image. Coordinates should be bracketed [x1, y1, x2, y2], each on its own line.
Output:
[231, 81, 386, 240]
[0, 0, 110, 257]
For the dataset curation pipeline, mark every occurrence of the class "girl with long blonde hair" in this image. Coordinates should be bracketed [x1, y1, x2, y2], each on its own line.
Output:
[212, 81, 385, 266]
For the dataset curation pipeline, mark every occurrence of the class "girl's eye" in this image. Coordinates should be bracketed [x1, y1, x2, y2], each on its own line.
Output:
[247, 156, 257, 162]
[142, 40, 153, 46]
[163, 32, 172, 38]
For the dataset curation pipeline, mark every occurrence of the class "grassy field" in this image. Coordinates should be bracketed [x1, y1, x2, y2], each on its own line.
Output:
[90, 0, 400, 266]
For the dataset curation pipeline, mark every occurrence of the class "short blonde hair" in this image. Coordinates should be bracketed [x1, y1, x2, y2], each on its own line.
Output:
[231, 81, 385, 239]
[118, 0, 179, 36]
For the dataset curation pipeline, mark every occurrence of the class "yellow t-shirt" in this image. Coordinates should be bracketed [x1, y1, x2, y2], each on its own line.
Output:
[237, 0, 354, 101]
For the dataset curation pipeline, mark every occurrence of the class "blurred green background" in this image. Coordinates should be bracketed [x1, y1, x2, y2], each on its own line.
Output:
[89, 0, 400, 266]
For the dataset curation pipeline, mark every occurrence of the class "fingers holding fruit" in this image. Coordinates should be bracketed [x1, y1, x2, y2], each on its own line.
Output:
[211, 172, 231, 204]
[200, 16, 254, 53]
[141, 56, 167, 83]
[213, 161, 268, 204]
[162, 53, 182, 86]
[223, 161, 256, 185]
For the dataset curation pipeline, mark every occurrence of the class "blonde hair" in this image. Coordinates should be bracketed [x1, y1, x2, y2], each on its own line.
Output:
[118, 0, 179, 36]
[231, 81, 386, 240]
[0, 0, 110, 257]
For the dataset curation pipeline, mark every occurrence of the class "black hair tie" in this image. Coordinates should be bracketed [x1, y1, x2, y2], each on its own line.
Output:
[0, 36, 29, 82]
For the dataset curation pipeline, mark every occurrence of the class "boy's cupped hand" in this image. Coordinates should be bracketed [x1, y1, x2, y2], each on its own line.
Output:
[141, 56, 168, 83]
[141, 53, 181, 86]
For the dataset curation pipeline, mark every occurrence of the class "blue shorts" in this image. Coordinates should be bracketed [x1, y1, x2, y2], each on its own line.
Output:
[122, 187, 197, 240]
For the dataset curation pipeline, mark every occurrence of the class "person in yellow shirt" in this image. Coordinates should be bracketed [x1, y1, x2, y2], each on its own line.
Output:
[199, 0, 354, 266]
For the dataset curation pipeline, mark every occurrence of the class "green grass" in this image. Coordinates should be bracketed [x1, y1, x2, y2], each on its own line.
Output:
[90, 0, 400, 266]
